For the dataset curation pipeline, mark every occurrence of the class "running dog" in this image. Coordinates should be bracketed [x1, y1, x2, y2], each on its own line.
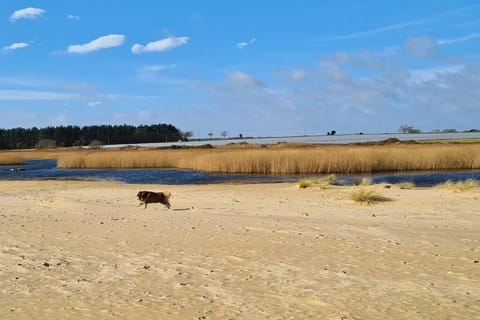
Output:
[137, 191, 171, 209]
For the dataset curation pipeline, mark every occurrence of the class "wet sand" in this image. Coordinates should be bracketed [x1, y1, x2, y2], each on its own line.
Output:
[0, 180, 479, 319]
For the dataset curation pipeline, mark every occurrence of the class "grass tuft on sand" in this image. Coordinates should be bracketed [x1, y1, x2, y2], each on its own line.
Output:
[350, 188, 391, 204]
[437, 179, 480, 192]
[298, 175, 338, 189]
[397, 181, 415, 189]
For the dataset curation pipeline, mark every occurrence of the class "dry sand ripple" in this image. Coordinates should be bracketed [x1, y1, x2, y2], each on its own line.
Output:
[0, 180, 479, 319]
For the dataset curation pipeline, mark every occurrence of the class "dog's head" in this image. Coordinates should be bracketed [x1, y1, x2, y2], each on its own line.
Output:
[137, 191, 146, 201]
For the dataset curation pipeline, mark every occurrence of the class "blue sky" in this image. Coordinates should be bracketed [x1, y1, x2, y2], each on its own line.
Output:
[1, 1, 479, 138]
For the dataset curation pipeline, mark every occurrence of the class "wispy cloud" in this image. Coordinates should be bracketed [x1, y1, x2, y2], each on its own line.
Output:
[67, 34, 125, 54]
[137, 64, 176, 73]
[10, 7, 46, 22]
[321, 20, 426, 41]
[405, 36, 438, 58]
[87, 101, 102, 107]
[226, 71, 264, 87]
[131, 36, 189, 54]
[438, 32, 480, 45]
[0, 89, 75, 101]
[408, 65, 464, 85]
[237, 38, 256, 49]
[3, 42, 30, 52]
[67, 14, 80, 21]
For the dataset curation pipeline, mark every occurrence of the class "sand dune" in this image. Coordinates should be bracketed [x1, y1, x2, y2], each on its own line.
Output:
[0, 180, 479, 319]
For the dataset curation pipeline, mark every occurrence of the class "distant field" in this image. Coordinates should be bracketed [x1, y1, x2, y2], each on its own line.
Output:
[2, 140, 480, 174]
[101, 132, 480, 148]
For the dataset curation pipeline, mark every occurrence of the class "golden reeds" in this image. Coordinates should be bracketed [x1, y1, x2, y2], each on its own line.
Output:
[0, 153, 25, 165]
[2, 143, 480, 175]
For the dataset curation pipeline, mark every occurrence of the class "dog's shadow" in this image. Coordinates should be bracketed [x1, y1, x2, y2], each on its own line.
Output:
[172, 207, 193, 212]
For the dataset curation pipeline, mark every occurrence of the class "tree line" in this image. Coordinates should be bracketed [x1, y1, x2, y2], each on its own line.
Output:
[0, 124, 184, 149]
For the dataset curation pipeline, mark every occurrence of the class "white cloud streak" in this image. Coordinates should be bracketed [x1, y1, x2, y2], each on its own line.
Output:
[87, 101, 102, 107]
[68, 34, 125, 54]
[10, 7, 46, 21]
[131, 36, 189, 54]
[137, 64, 176, 73]
[438, 32, 480, 45]
[321, 20, 425, 41]
[3, 42, 29, 52]
[0, 89, 75, 100]
[237, 38, 256, 49]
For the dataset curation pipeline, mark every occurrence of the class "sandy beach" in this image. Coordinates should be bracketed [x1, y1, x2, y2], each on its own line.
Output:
[0, 180, 479, 320]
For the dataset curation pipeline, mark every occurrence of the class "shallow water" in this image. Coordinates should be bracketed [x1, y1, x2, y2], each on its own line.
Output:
[1, 159, 479, 186]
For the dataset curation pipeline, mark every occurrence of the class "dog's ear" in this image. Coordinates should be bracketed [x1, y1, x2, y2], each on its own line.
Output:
[163, 191, 171, 199]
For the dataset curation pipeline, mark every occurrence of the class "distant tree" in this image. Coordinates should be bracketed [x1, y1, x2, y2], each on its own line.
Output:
[88, 139, 103, 148]
[221, 131, 228, 139]
[183, 131, 194, 141]
[239, 133, 243, 139]
[35, 139, 57, 149]
[208, 132, 213, 139]
[0, 123, 184, 150]
[330, 130, 336, 135]
[442, 129, 458, 133]
[399, 125, 421, 134]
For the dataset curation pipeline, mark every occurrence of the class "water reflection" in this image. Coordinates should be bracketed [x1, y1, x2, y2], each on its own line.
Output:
[1, 159, 479, 186]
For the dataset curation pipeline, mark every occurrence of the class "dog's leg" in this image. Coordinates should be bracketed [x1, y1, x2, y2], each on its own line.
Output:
[144, 202, 148, 209]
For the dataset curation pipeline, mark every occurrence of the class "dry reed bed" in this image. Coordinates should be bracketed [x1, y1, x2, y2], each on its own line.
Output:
[50, 144, 480, 174]
[0, 153, 26, 165]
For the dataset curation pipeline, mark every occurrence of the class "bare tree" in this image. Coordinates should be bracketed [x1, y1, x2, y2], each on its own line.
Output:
[399, 125, 421, 134]
[183, 131, 193, 141]
[220, 131, 228, 139]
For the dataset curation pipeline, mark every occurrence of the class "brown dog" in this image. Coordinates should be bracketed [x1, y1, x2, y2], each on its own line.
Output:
[137, 191, 171, 209]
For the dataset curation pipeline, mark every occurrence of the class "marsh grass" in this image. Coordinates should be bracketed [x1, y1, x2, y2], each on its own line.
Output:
[350, 188, 391, 204]
[1, 143, 480, 174]
[397, 181, 416, 189]
[0, 153, 25, 165]
[297, 174, 338, 189]
[437, 179, 480, 192]
[353, 177, 372, 186]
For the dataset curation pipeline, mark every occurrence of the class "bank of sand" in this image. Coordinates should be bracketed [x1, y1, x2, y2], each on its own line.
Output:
[0, 180, 479, 320]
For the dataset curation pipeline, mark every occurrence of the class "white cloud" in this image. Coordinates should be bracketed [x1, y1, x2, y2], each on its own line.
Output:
[131, 36, 189, 54]
[68, 34, 125, 54]
[3, 42, 29, 52]
[10, 7, 46, 21]
[67, 14, 80, 20]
